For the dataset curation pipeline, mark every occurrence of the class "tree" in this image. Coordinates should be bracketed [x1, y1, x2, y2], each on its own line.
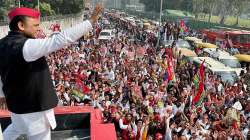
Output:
[139, 0, 184, 13]
[51, 0, 83, 14]
[232, 0, 248, 25]
[44, 0, 64, 14]
[180, 0, 193, 12]
[139, 0, 160, 12]
[192, 0, 205, 19]
[0, 0, 15, 21]
[20, 0, 84, 15]
[204, 0, 216, 23]
[37, 2, 55, 16]
[0, 0, 84, 21]
[22, 0, 34, 7]
[215, 0, 234, 24]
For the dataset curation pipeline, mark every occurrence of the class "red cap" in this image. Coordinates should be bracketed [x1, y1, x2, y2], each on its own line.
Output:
[111, 108, 117, 113]
[8, 7, 40, 21]
[154, 114, 161, 121]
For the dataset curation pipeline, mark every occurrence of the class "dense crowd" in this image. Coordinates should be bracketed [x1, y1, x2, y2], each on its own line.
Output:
[48, 13, 250, 140]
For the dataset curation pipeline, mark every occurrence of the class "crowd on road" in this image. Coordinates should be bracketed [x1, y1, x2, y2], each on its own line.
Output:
[48, 11, 250, 140]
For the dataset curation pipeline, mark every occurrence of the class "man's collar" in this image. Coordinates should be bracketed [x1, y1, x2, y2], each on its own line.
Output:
[8, 31, 32, 39]
[8, 31, 25, 36]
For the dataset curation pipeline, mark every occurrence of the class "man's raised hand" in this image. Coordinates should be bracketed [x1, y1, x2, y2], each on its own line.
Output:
[0, 97, 7, 110]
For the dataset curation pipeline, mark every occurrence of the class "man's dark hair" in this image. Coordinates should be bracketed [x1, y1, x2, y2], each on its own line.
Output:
[9, 15, 27, 31]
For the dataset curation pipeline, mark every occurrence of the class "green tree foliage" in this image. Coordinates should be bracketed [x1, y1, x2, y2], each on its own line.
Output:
[204, 0, 216, 23]
[38, 2, 55, 16]
[0, 0, 84, 20]
[231, 0, 249, 25]
[192, 0, 205, 19]
[42, 0, 83, 15]
[180, 0, 193, 12]
[139, 0, 168, 13]
[0, 0, 15, 21]
[139, 0, 250, 25]
[139, 0, 193, 13]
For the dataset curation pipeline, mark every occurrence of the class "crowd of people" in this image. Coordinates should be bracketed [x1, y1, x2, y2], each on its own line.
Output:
[47, 12, 250, 140]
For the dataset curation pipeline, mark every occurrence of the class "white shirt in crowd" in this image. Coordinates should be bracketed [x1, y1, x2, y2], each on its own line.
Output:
[104, 69, 115, 81]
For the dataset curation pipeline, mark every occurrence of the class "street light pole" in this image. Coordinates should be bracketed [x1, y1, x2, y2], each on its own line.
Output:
[37, 0, 40, 11]
[159, 0, 163, 27]
[18, 0, 21, 8]
[115, 0, 117, 9]
[157, 0, 163, 47]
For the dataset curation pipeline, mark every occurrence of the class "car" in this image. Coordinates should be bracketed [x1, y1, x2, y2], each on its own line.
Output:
[102, 18, 110, 25]
[164, 39, 192, 49]
[202, 48, 230, 58]
[218, 55, 243, 75]
[164, 40, 197, 57]
[191, 57, 226, 68]
[98, 29, 115, 41]
[219, 57, 242, 68]
[185, 37, 203, 43]
[195, 42, 218, 49]
[184, 37, 202, 48]
[125, 17, 135, 23]
[234, 54, 250, 68]
[202, 48, 241, 69]
[202, 48, 243, 75]
[135, 20, 143, 27]
[191, 57, 238, 85]
[209, 68, 238, 85]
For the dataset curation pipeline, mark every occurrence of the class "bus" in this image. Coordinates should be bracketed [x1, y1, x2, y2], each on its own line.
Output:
[201, 28, 250, 53]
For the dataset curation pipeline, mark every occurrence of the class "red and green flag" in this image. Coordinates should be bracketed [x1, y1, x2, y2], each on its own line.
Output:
[193, 73, 199, 89]
[192, 60, 205, 107]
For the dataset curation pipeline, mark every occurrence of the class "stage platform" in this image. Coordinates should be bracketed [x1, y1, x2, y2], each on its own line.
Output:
[0, 106, 116, 140]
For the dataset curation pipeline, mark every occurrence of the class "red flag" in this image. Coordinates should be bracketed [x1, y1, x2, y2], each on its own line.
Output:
[167, 59, 173, 81]
[192, 60, 205, 104]
[184, 26, 189, 33]
[74, 72, 87, 81]
[165, 47, 173, 59]
[165, 48, 175, 81]
[75, 79, 90, 94]
[180, 20, 189, 33]
[82, 85, 91, 93]
[180, 20, 185, 27]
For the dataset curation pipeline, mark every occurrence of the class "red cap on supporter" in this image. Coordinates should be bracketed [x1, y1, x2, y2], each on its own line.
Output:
[154, 114, 161, 121]
[8, 7, 40, 21]
[111, 108, 117, 113]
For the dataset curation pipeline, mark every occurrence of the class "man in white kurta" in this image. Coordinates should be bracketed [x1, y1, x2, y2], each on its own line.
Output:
[0, 4, 102, 140]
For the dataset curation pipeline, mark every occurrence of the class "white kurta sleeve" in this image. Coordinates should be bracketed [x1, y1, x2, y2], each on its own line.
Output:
[23, 20, 92, 62]
[0, 77, 4, 97]
[119, 119, 128, 129]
